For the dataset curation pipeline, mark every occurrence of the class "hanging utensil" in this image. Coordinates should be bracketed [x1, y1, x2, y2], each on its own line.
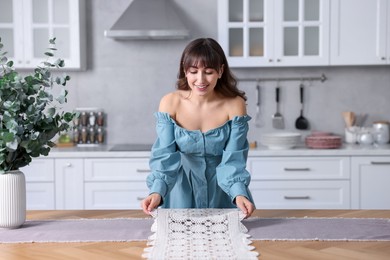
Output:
[295, 83, 310, 130]
[255, 81, 264, 127]
[272, 85, 284, 129]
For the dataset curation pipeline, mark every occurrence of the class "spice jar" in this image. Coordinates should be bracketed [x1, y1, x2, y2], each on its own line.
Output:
[97, 111, 104, 126]
[97, 127, 104, 144]
[89, 112, 96, 126]
[80, 112, 88, 126]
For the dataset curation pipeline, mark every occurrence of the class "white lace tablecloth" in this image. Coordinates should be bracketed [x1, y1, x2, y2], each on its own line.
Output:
[142, 209, 259, 260]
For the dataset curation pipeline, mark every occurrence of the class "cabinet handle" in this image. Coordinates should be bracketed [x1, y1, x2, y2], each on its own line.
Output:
[136, 169, 151, 173]
[276, 59, 281, 62]
[65, 163, 72, 167]
[371, 161, 390, 165]
[283, 168, 311, 171]
[381, 57, 386, 60]
[284, 196, 310, 200]
[268, 59, 273, 62]
[137, 196, 146, 201]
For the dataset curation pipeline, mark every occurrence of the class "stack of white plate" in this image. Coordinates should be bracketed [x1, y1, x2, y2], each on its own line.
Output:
[260, 132, 302, 150]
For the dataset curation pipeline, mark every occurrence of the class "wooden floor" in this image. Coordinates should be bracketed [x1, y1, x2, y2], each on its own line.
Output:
[0, 210, 389, 260]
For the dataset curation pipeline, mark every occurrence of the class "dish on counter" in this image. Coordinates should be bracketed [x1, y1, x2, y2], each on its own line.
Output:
[305, 134, 342, 149]
[260, 132, 301, 150]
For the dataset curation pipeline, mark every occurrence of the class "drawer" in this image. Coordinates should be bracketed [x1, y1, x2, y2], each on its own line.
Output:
[249, 180, 350, 209]
[23, 159, 55, 182]
[84, 158, 151, 181]
[84, 182, 148, 209]
[248, 157, 350, 180]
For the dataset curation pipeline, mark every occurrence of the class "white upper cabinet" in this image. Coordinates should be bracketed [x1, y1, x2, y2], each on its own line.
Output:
[0, 0, 86, 70]
[330, 0, 390, 65]
[218, 0, 330, 67]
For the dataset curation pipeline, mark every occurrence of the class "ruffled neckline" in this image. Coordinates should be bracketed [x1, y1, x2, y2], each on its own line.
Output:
[154, 112, 251, 134]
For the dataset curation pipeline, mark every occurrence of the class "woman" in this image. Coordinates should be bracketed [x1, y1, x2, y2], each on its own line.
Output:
[141, 38, 255, 217]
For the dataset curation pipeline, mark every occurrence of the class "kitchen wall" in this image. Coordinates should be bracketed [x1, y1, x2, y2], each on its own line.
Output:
[65, 0, 390, 145]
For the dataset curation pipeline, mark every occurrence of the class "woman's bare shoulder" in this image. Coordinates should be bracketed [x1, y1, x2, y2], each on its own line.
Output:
[225, 96, 247, 119]
[159, 90, 190, 116]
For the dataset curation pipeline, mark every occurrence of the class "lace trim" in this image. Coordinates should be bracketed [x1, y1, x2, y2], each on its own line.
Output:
[142, 209, 259, 259]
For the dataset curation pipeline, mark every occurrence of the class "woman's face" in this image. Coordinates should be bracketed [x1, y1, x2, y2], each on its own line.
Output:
[185, 63, 223, 97]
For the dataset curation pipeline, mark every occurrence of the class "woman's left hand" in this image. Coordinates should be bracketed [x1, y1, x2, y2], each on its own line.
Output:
[235, 195, 255, 218]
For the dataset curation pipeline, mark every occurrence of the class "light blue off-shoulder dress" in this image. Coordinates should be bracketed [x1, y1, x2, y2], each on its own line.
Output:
[146, 112, 254, 209]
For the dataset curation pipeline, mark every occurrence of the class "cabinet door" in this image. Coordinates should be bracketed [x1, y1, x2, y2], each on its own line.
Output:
[22, 0, 86, 69]
[330, 0, 388, 65]
[274, 0, 330, 66]
[55, 159, 84, 209]
[0, 0, 23, 64]
[23, 159, 55, 210]
[218, 0, 275, 67]
[351, 157, 390, 209]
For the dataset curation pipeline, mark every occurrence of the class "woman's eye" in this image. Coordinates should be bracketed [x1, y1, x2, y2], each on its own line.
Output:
[188, 70, 197, 74]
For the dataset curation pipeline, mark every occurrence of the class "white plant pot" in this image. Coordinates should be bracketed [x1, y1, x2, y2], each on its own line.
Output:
[0, 170, 26, 229]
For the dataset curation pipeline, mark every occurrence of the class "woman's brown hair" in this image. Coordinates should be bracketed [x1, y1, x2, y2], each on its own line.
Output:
[176, 38, 247, 101]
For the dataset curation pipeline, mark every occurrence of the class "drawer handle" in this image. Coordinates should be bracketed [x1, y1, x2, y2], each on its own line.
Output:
[283, 168, 310, 171]
[371, 161, 390, 165]
[284, 196, 310, 200]
[137, 196, 146, 201]
[136, 169, 151, 173]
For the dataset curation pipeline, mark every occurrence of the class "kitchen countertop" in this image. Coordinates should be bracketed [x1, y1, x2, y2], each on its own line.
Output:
[0, 210, 388, 260]
[45, 143, 390, 158]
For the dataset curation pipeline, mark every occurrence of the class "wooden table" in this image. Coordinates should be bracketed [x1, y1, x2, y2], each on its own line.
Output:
[1, 210, 389, 260]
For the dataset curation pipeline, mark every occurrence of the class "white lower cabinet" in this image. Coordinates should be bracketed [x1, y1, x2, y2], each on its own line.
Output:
[23, 153, 390, 210]
[84, 158, 150, 209]
[351, 156, 390, 209]
[55, 159, 84, 210]
[23, 159, 55, 210]
[248, 157, 351, 209]
[24, 158, 84, 210]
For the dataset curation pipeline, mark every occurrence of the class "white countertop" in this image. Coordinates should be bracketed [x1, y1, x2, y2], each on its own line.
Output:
[44, 143, 390, 158]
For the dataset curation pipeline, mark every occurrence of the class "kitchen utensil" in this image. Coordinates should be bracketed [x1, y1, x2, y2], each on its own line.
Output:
[295, 83, 309, 130]
[255, 82, 264, 127]
[272, 86, 284, 129]
[342, 111, 355, 128]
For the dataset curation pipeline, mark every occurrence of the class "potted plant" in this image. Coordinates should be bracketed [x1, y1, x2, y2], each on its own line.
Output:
[0, 37, 75, 228]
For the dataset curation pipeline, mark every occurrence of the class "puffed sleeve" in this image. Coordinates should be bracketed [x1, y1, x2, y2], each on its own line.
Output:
[146, 112, 181, 198]
[216, 115, 254, 203]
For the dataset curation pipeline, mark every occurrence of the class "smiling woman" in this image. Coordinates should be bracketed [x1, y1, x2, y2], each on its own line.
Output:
[141, 38, 255, 218]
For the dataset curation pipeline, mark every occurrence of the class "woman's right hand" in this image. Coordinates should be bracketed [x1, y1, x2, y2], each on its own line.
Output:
[141, 193, 162, 215]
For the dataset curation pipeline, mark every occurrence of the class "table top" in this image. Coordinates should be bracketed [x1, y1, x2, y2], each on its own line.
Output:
[1, 210, 389, 260]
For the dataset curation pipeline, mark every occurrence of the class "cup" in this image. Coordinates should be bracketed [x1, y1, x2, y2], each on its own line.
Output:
[345, 127, 358, 144]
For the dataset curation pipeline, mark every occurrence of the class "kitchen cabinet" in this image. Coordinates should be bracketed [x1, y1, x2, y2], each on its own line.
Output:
[24, 158, 84, 210]
[23, 159, 55, 210]
[217, 0, 330, 67]
[55, 159, 84, 209]
[351, 156, 390, 209]
[0, 0, 86, 70]
[247, 156, 351, 209]
[24, 157, 151, 210]
[84, 158, 150, 209]
[330, 0, 390, 65]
